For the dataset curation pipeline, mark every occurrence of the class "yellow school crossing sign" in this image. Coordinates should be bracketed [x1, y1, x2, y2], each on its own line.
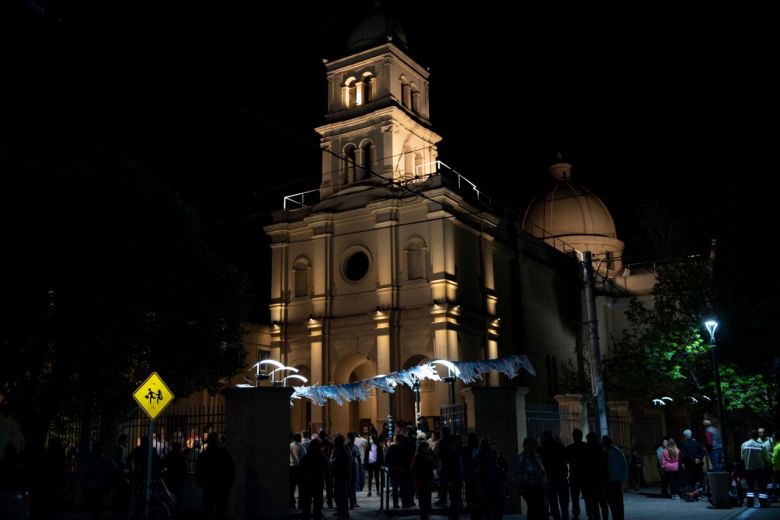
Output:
[133, 372, 175, 420]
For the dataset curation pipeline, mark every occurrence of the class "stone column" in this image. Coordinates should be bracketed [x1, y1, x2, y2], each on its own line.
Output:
[374, 311, 392, 425]
[224, 386, 293, 520]
[307, 318, 324, 432]
[461, 386, 530, 514]
[555, 394, 590, 445]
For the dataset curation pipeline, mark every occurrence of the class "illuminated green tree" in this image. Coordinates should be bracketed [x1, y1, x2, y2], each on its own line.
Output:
[604, 200, 777, 419]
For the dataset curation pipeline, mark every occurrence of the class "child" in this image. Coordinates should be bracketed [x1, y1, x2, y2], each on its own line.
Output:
[627, 448, 643, 492]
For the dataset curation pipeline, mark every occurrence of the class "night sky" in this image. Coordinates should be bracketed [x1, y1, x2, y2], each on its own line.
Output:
[3, 1, 774, 321]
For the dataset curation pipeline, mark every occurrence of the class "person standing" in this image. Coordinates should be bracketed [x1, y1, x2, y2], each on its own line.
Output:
[330, 434, 352, 519]
[602, 436, 628, 520]
[759, 428, 775, 501]
[515, 437, 547, 520]
[364, 434, 382, 497]
[163, 442, 187, 516]
[627, 448, 642, 493]
[565, 428, 588, 518]
[299, 438, 327, 520]
[662, 439, 681, 500]
[742, 429, 770, 508]
[353, 432, 368, 492]
[540, 431, 570, 520]
[703, 419, 724, 472]
[318, 430, 335, 509]
[411, 442, 436, 520]
[195, 433, 235, 520]
[290, 432, 307, 510]
[680, 429, 705, 492]
[655, 438, 670, 497]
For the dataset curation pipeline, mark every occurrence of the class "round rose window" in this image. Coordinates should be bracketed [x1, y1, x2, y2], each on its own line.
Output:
[344, 251, 369, 281]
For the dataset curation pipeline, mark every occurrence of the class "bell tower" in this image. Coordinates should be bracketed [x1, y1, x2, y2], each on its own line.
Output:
[316, 11, 442, 198]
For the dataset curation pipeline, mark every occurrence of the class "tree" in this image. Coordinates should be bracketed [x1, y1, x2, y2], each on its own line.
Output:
[0, 141, 248, 515]
[604, 199, 776, 423]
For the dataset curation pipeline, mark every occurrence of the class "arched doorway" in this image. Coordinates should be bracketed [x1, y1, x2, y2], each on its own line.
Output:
[397, 355, 435, 428]
[331, 353, 378, 435]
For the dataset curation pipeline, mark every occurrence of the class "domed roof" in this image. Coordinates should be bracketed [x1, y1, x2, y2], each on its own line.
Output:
[347, 10, 408, 52]
[522, 162, 617, 240]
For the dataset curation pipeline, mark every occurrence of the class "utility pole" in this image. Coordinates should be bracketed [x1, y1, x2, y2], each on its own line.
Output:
[583, 251, 608, 437]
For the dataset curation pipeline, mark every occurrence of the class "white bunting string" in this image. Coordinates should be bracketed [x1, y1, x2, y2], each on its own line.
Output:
[284, 355, 535, 407]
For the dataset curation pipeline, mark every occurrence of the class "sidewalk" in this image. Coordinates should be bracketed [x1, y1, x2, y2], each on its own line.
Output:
[297, 486, 780, 520]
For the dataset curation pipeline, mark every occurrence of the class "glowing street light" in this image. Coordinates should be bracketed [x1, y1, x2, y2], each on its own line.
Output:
[704, 319, 728, 465]
[430, 360, 459, 405]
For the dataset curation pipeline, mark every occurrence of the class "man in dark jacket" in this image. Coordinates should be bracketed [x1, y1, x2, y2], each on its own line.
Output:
[541, 431, 570, 520]
[299, 439, 328, 520]
[679, 429, 705, 492]
[195, 434, 235, 520]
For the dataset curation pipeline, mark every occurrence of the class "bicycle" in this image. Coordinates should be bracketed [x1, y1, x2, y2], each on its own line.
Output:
[129, 479, 175, 520]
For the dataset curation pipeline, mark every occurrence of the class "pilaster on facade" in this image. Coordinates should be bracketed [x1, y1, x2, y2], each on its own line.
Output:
[430, 301, 461, 331]
[304, 213, 335, 237]
[264, 222, 291, 244]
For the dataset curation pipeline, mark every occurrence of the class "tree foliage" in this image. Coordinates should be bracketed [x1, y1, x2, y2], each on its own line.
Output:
[0, 142, 248, 439]
[604, 199, 776, 420]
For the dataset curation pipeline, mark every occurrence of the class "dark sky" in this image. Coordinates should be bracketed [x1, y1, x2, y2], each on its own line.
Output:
[3, 1, 775, 319]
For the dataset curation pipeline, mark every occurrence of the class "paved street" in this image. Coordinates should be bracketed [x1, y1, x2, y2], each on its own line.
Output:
[295, 486, 780, 520]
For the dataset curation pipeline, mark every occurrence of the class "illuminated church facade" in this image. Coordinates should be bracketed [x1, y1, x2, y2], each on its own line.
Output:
[262, 14, 584, 435]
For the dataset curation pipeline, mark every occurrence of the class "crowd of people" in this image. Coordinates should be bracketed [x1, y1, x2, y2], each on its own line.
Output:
[289, 418, 512, 520]
[2, 414, 779, 518]
[655, 420, 780, 508]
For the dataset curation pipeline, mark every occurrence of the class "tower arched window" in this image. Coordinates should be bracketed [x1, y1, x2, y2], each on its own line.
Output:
[293, 256, 311, 298]
[410, 83, 420, 113]
[414, 153, 423, 178]
[362, 73, 374, 103]
[400, 75, 411, 108]
[344, 145, 357, 183]
[343, 77, 357, 108]
[360, 141, 372, 180]
[405, 238, 427, 281]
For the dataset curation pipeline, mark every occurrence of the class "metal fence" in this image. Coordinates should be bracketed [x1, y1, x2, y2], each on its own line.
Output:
[526, 403, 560, 442]
[633, 408, 664, 452]
[120, 404, 226, 473]
[439, 403, 467, 440]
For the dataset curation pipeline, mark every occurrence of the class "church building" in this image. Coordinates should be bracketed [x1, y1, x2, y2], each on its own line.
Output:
[263, 12, 583, 435]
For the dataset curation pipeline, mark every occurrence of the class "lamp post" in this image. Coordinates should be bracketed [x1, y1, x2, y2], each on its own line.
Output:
[386, 390, 394, 442]
[412, 376, 421, 420]
[705, 319, 728, 464]
[375, 374, 394, 442]
[431, 360, 460, 405]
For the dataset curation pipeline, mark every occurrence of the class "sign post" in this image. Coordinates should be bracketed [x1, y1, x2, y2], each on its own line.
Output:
[132, 372, 175, 515]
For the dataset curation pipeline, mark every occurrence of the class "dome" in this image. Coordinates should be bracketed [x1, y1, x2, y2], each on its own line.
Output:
[522, 160, 624, 274]
[523, 181, 617, 240]
[347, 10, 408, 52]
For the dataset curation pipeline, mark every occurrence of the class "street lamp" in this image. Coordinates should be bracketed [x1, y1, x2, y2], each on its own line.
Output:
[704, 319, 728, 465]
[375, 374, 394, 442]
[412, 375, 421, 420]
[431, 360, 460, 405]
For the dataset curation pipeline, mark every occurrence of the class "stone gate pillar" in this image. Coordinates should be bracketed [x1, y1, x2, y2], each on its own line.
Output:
[461, 386, 530, 514]
[555, 394, 590, 445]
[224, 386, 293, 520]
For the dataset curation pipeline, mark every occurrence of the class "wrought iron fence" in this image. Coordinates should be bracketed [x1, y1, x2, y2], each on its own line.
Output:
[526, 403, 560, 442]
[120, 404, 226, 473]
[439, 403, 467, 440]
